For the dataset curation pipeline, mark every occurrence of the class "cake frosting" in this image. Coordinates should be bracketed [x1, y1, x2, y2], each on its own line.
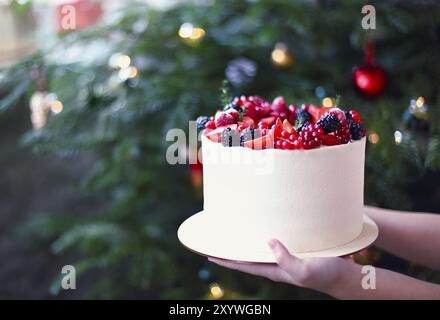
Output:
[201, 134, 366, 253]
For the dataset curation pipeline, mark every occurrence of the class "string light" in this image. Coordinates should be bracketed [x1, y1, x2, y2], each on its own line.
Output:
[322, 97, 333, 108]
[394, 130, 402, 145]
[416, 96, 425, 108]
[368, 132, 380, 144]
[109, 53, 131, 69]
[209, 283, 224, 299]
[51, 100, 63, 114]
[118, 66, 138, 81]
[178, 23, 206, 44]
[271, 42, 293, 68]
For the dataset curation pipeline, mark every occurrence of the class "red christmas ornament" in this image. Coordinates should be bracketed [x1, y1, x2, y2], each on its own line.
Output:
[353, 41, 386, 97]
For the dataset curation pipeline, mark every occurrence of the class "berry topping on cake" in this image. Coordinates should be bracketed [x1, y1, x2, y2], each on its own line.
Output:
[349, 121, 365, 140]
[240, 127, 261, 145]
[198, 95, 366, 150]
[299, 124, 325, 149]
[271, 96, 287, 112]
[335, 119, 351, 144]
[322, 134, 341, 146]
[307, 104, 327, 123]
[317, 113, 340, 134]
[221, 127, 240, 147]
[205, 119, 216, 130]
[296, 107, 312, 125]
[215, 112, 236, 128]
[196, 116, 210, 131]
[347, 110, 362, 124]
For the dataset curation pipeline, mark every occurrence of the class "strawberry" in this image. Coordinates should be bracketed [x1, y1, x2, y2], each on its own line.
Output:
[258, 116, 276, 128]
[271, 96, 287, 112]
[226, 108, 241, 121]
[205, 124, 237, 143]
[204, 118, 216, 130]
[215, 112, 236, 128]
[237, 116, 254, 131]
[243, 134, 274, 150]
[282, 119, 294, 134]
[308, 104, 327, 123]
[271, 117, 283, 138]
[328, 107, 346, 122]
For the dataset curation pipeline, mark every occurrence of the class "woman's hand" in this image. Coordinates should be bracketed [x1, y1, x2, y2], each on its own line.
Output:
[209, 238, 440, 299]
[208, 239, 357, 295]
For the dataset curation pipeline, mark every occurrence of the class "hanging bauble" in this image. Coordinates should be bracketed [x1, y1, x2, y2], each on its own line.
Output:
[353, 41, 386, 97]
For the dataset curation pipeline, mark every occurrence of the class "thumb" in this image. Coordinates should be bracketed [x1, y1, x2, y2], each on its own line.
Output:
[268, 239, 302, 273]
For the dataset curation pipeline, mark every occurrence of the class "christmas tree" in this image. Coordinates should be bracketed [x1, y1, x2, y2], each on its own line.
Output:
[1, 0, 439, 298]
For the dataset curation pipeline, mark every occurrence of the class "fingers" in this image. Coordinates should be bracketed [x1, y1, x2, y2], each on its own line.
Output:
[208, 257, 283, 282]
[267, 239, 303, 275]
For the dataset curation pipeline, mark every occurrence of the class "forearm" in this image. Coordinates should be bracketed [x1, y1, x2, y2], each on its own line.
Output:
[325, 260, 440, 300]
[365, 206, 440, 270]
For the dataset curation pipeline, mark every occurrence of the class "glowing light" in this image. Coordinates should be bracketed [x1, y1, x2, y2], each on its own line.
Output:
[117, 55, 131, 69]
[271, 42, 293, 67]
[394, 130, 402, 145]
[51, 100, 63, 114]
[178, 23, 194, 38]
[416, 96, 425, 108]
[322, 97, 333, 108]
[178, 23, 206, 44]
[118, 66, 138, 81]
[368, 132, 380, 144]
[189, 27, 206, 40]
[209, 283, 224, 299]
[109, 53, 132, 69]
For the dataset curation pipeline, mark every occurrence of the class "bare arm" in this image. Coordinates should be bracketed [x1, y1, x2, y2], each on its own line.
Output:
[210, 239, 440, 300]
[365, 205, 440, 270]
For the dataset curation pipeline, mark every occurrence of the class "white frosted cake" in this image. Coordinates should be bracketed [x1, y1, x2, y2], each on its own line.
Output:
[178, 96, 378, 262]
[202, 134, 366, 253]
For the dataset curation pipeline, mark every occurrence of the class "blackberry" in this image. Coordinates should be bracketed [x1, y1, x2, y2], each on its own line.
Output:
[345, 111, 352, 122]
[221, 127, 240, 147]
[196, 116, 209, 131]
[223, 101, 242, 112]
[350, 121, 364, 140]
[240, 127, 261, 145]
[296, 109, 312, 124]
[317, 113, 340, 134]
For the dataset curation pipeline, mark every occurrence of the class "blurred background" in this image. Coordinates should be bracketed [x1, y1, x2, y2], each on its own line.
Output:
[0, 0, 439, 299]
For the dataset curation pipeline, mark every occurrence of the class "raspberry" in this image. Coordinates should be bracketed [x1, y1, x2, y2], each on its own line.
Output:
[317, 113, 340, 134]
[350, 121, 364, 140]
[221, 127, 240, 147]
[322, 134, 341, 146]
[299, 124, 324, 149]
[335, 120, 350, 144]
[196, 116, 210, 131]
[215, 112, 236, 127]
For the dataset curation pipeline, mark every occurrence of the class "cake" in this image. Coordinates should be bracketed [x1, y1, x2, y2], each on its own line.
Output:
[178, 96, 378, 262]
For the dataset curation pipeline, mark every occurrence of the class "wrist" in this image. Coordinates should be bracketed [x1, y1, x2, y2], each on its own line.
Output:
[321, 258, 362, 299]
